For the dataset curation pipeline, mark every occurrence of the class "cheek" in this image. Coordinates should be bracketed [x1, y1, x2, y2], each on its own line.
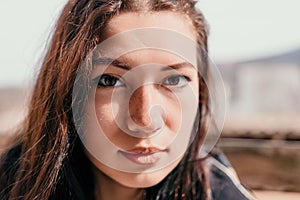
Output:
[94, 94, 114, 127]
[93, 91, 144, 149]
[162, 95, 182, 132]
[94, 99, 113, 125]
[164, 85, 199, 130]
[93, 93, 124, 142]
[166, 84, 199, 147]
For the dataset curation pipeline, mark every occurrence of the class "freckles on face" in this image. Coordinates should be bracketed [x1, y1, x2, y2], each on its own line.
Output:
[82, 11, 200, 187]
[94, 76, 184, 149]
[92, 50, 200, 149]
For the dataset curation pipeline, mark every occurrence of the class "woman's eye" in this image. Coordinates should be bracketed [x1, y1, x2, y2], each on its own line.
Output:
[162, 75, 189, 87]
[96, 75, 124, 87]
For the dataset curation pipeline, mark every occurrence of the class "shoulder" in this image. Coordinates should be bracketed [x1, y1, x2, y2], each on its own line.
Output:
[206, 149, 257, 200]
[0, 144, 22, 199]
[0, 143, 21, 172]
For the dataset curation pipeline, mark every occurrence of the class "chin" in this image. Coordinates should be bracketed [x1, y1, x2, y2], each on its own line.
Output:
[114, 166, 176, 188]
[88, 152, 182, 188]
[117, 173, 166, 188]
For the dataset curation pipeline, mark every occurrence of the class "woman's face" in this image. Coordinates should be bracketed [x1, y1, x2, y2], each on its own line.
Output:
[82, 11, 199, 188]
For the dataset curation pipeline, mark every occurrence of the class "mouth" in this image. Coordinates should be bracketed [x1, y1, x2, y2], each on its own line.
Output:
[119, 147, 168, 165]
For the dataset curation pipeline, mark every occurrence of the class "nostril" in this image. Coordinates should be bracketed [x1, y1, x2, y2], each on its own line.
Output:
[129, 109, 152, 127]
[126, 85, 166, 138]
[126, 107, 165, 138]
[127, 123, 163, 138]
[128, 86, 154, 127]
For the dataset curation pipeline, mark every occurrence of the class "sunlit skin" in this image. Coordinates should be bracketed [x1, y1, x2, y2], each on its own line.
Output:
[84, 12, 199, 200]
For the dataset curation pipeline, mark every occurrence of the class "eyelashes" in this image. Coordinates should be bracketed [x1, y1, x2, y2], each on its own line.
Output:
[162, 75, 190, 87]
[96, 74, 124, 87]
[94, 74, 191, 89]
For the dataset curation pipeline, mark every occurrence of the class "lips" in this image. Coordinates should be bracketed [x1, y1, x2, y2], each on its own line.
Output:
[119, 147, 167, 165]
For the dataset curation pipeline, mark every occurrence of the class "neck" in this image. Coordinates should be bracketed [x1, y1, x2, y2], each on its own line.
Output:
[93, 168, 144, 200]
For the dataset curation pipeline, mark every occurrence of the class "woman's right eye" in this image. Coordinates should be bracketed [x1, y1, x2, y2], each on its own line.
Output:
[96, 74, 124, 88]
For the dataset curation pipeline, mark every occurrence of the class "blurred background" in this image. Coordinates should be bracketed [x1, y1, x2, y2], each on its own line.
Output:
[0, 0, 300, 199]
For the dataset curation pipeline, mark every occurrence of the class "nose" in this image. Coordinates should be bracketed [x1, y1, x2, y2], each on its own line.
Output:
[127, 85, 165, 137]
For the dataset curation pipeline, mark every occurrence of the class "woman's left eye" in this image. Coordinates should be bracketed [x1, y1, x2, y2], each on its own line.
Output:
[162, 75, 189, 87]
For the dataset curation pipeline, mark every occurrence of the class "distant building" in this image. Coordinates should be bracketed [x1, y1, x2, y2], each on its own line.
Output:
[219, 48, 300, 136]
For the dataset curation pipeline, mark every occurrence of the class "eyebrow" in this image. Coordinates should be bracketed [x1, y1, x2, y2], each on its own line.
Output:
[161, 62, 195, 71]
[93, 57, 194, 71]
[93, 57, 130, 70]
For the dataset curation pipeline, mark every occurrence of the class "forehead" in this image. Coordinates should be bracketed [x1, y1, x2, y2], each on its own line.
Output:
[96, 12, 198, 68]
[103, 11, 197, 41]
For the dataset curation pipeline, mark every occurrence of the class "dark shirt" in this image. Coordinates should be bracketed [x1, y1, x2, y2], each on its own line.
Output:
[208, 150, 257, 200]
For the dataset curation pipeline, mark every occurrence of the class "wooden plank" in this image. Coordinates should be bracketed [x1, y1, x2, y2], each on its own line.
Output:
[218, 138, 300, 192]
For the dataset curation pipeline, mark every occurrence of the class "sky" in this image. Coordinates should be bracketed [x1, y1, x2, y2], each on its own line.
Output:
[1, 0, 300, 87]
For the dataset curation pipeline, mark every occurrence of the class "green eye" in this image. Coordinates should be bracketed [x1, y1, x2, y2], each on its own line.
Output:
[163, 75, 189, 87]
[96, 75, 124, 87]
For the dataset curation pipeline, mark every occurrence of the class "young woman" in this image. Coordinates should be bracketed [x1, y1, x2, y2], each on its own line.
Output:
[0, 0, 256, 199]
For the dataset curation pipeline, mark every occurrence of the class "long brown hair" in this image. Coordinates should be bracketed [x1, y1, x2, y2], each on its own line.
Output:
[0, 0, 210, 199]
